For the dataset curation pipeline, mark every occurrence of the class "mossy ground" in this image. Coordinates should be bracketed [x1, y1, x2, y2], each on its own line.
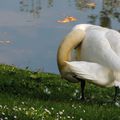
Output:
[0, 64, 120, 120]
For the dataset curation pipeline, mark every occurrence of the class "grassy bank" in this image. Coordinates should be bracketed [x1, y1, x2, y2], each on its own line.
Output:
[0, 64, 120, 120]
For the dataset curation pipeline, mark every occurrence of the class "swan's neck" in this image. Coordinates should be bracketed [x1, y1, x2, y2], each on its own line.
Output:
[57, 29, 85, 73]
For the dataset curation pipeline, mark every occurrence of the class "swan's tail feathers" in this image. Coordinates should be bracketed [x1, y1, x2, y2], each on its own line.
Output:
[65, 61, 110, 82]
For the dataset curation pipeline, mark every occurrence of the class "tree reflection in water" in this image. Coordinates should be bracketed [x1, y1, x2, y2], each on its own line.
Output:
[19, 0, 42, 18]
[47, 0, 54, 8]
[75, 0, 120, 28]
[100, 0, 120, 28]
[19, 0, 120, 28]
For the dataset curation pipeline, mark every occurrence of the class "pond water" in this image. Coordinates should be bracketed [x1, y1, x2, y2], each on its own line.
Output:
[0, 0, 120, 73]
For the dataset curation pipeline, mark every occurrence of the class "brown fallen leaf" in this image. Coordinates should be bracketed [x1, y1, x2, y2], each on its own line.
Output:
[67, 16, 77, 21]
[57, 18, 70, 23]
[57, 16, 77, 23]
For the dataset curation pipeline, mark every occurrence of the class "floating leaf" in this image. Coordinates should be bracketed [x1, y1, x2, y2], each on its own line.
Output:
[57, 18, 69, 23]
[0, 40, 12, 45]
[57, 16, 77, 23]
[86, 2, 96, 8]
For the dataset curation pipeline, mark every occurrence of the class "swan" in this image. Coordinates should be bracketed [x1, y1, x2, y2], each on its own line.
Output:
[57, 24, 120, 101]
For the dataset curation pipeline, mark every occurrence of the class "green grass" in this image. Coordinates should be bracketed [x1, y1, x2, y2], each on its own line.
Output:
[0, 64, 120, 120]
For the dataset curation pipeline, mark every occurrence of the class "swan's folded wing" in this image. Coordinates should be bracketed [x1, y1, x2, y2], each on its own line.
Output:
[106, 29, 120, 56]
[82, 29, 120, 71]
[65, 61, 110, 82]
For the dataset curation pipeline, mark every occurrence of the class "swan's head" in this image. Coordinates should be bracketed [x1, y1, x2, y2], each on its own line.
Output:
[61, 71, 80, 83]
[60, 61, 80, 83]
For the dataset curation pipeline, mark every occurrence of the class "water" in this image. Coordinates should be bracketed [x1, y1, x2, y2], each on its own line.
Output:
[0, 0, 119, 73]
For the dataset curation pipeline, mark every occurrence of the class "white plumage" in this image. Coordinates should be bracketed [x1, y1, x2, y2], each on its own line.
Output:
[66, 24, 120, 88]
[57, 24, 120, 100]
[65, 61, 114, 87]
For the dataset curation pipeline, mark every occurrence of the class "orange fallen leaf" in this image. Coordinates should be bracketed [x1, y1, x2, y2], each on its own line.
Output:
[86, 2, 96, 8]
[57, 16, 77, 23]
[57, 18, 70, 23]
[67, 16, 77, 21]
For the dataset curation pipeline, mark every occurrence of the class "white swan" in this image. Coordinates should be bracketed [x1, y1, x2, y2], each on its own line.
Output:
[57, 24, 120, 100]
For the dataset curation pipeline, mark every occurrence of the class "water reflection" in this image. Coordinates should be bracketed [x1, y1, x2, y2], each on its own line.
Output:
[18, 0, 120, 28]
[75, 0, 120, 28]
[75, 0, 89, 10]
[19, 0, 42, 18]
[47, 0, 54, 7]
[100, 0, 120, 27]
[75, 0, 96, 10]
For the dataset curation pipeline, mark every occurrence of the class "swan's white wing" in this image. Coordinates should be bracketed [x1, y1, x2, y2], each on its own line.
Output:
[105, 29, 120, 85]
[66, 61, 113, 86]
[106, 29, 120, 55]
[80, 28, 120, 71]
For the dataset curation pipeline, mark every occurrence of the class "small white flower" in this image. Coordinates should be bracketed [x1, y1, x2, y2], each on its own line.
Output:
[51, 107, 54, 110]
[44, 108, 51, 114]
[115, 102, 120, 107]
[4, 105, 7, 109]
[67, 116, 71, 119]
[62, 109, 64, 112]
[59, 111, 63, 115]
[2, 112, 5, 115]
[73, 92, 77, 97]
[44, 87, 51, 95]
[63, 117, 66, 119]
[31, 107, 35, 110]
[14, 116, 17, 119]
[4, 117, 8, 120]
[79, 105, 81, 108]
[75, 89, 79, 93]
[21, 102, 25, 105]
[72, 104, 75, 107]
[26, 111, 29, 115]
[55, 118, 59, 120]
[56, 114, 59, 118]
[80, 118, 83, 120]
[0, 105, 2, 108]
[19, 107, 22, 111]
[72, 116, 75, 119]
[14, 106, 17, 108]
[72, 104, 76, 109]
[58, 88, 61, 91]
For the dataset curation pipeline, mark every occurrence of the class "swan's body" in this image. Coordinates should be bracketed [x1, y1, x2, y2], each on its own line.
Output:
[74, 24, 120, 71]
[66, 61, 115, 87]
[57, 24, 120, 100]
